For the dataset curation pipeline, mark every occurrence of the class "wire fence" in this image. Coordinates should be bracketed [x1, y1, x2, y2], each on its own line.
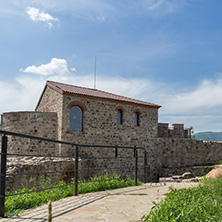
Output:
[0, 129, 148, 217]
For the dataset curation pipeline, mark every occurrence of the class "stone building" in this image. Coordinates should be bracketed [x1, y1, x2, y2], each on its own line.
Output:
[34, 80, 161, 155]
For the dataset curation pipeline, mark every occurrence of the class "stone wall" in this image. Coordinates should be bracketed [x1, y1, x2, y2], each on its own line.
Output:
[154, 138, 222, 177]
[1, 112, 59, 156]
[36, 86, 63, 140]
[5, 136, 222, 191]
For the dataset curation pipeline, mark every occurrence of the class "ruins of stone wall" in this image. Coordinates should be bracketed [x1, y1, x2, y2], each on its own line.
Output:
[1, 112, 59, 156]
[5, 157, 93, 191]
[4, 155, 144, 191]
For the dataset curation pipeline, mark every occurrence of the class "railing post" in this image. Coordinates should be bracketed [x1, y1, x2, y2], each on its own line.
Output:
[74, 146, 79, 196]
[143, 150, 147, 183]
[115, 146, 118, 158]
[146, 165, 150, 182]
[0, 135, 7, 218]
[134, 148, 138, 186]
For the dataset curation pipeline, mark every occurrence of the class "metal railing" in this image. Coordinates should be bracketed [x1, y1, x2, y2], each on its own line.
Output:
[0, 130, 147, 217]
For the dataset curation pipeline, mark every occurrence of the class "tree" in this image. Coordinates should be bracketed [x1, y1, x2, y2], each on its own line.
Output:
[190, 126, 195, 138]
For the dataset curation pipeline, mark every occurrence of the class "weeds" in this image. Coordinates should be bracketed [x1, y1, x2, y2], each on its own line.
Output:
[141, 177, 222, 221]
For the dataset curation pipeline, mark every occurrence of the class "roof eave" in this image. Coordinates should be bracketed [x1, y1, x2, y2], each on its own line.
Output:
[46, 81, 64, 95]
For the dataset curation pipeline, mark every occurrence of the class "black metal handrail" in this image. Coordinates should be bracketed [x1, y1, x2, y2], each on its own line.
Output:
[0, 130, 144, 149]
[0, 130, 147, 218]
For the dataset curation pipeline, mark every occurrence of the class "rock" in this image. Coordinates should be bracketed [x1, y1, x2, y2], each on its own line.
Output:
[206, 168, 222, 179]
[172, 172, 194, 180]
[181, 172, 194, 179]
[172, 175, 181, 180]
[190, 178, 199, 182]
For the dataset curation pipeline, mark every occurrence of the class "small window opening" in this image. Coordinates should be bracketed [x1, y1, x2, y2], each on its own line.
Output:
[117, 110, 123, 124]
[134, 112, 140, 126]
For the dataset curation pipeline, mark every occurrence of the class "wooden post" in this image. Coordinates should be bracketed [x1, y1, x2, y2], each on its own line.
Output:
[47, 200, 52, 222]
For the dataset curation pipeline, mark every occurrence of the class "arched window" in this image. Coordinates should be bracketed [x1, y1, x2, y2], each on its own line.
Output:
[117, 110, 123, 124]
[70, 106, 83, 131]
[134, 112, 140, 126]
[115, 106, 125, 125]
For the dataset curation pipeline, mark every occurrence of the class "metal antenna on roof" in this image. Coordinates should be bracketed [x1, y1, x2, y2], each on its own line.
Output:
[94, 56, 97, 89]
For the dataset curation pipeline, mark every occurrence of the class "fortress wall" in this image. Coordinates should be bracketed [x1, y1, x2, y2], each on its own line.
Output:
[1, 111, 222, 182]
[154, 138, 222, 177]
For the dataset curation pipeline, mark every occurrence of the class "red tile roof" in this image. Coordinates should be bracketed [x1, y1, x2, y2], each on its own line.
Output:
[40, 80, 161, 108]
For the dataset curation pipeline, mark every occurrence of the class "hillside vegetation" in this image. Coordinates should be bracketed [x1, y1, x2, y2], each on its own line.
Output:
[141, 178, 222, 221]
[194, 131, 222, 141]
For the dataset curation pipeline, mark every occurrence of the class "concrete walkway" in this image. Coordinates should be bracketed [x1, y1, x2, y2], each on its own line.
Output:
[0, 182, 197, 222]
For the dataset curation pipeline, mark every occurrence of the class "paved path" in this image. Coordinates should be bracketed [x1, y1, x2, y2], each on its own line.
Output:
[0, 182, 197, 222]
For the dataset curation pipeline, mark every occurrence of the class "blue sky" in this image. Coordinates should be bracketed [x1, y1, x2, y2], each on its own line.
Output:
[1, 0, 222, 132]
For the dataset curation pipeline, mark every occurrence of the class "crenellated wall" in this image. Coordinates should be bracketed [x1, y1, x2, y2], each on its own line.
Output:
[158, 123, 190, 138]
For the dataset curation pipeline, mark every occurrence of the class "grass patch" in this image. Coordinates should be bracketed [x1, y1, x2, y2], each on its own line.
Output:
[5, 174, 142, 217]
[141, 177, 222, 221]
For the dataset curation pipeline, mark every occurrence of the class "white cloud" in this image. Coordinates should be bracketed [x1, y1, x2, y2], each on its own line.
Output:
[162, 78, 222, 115]
[141, 0, 189, 15]
[2, 58, 222, 132]
[26, 7, 58, 28]
[0, 78, 45, 114]
[25, 0, 113, 22]
[71, 67, 77, 72]
[146, 0, 165, 10]
[5, 0, 190, 23]
[158, 77, 222, 132]
[21, 58, 71, 76]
